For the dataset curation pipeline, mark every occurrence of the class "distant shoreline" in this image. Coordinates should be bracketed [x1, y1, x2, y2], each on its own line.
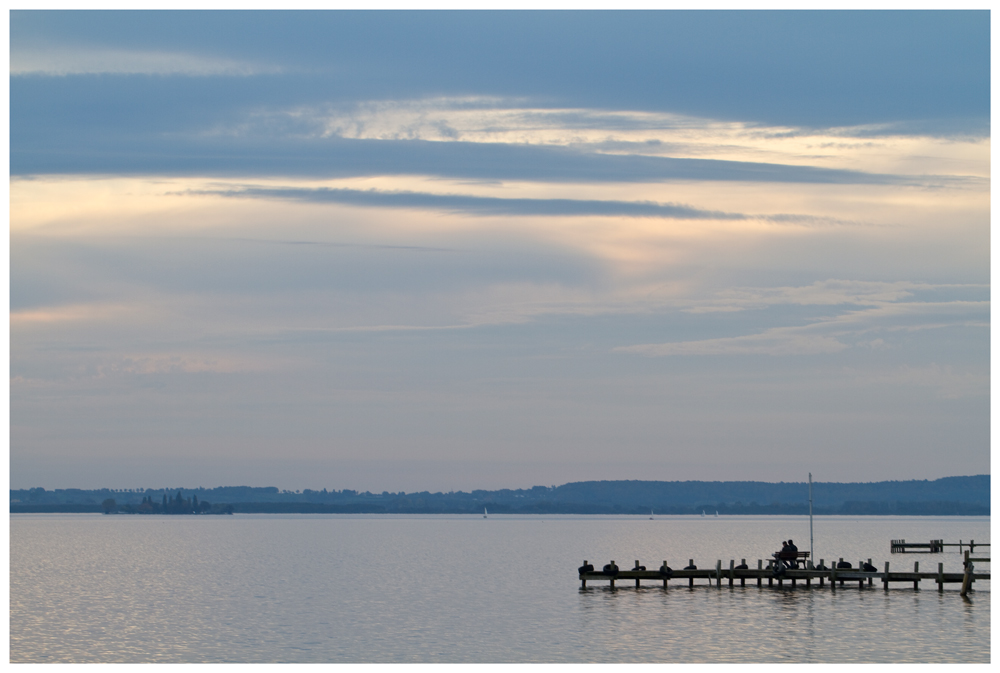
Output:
[10, 504, 990, 516]
[10, 476, 989, 516]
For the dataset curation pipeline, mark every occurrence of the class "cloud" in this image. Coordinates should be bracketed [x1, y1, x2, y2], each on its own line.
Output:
[10, 11, 989, 134]
[190, 185, 877, 227]
[199, 186, 747, 221]
[13, 128, 931, 185]
[679, 280, 984, 313]
[617, 298, 989, 357]
[10, 46, 281, 77]
[617, 326, 850, 356]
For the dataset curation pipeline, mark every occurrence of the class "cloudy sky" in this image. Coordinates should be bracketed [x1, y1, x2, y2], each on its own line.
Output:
[9, 11, 990, 491]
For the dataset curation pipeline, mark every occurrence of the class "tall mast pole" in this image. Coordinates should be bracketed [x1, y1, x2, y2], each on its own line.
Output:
[808, 472, 814, 562]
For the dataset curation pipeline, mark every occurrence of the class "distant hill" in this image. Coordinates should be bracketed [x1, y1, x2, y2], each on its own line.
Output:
[9, 475, 989, 515]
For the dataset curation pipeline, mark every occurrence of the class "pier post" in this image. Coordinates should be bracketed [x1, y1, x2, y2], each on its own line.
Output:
[913, 561, 919, 590]
[819, 559, 824, 587]
[581, 559, 587, 588]
[716, 560, 722, 588]
[883, 561, 889, 591]
[729, 559, 734, 587]
[757, 559, 762, 587]
[740, 559, 746, 587]
[635, 560, 641, 588]
[831, 563, 837, 589]
[937, 562, 944, 592]
[961, 561, 974, 596]
[689, 559, 694, 588]
[663, 560, 668, 589]
[610, 560, 615, 589]
[867, 559, 873, 586]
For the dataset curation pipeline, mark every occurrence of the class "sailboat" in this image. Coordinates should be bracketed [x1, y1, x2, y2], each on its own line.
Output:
[715, 511, 719, 517]
[649, 509, 654, 520]
[483, 507, 488, 519]
[701, 510, 706, 517]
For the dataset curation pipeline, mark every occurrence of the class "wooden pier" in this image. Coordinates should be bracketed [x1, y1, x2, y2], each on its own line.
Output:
[891, 539, 989, 554]
[578, 558, 990, 592]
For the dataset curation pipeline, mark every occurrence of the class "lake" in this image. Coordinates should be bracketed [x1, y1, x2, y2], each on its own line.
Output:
[9, 513, 990, 662]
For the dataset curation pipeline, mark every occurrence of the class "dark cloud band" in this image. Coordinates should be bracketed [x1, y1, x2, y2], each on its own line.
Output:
[12, 133, 925, 187]
[199, 186, 747, 220]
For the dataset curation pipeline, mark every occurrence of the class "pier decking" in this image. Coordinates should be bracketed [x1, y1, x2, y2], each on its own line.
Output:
[579, 558, 990, 592]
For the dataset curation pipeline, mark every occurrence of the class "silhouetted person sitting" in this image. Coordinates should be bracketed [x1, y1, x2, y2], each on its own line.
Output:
[785, 539, 799, 568]
[775, 539, 798, 570]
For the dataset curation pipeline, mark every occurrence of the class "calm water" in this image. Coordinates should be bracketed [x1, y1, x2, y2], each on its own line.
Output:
[9, 514, 990, 662]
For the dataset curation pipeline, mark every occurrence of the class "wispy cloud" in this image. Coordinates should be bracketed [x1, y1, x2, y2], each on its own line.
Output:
[12, 130, 934, 186]
[617, 325, 849, 357]
[679, 280, 986, 313]
[194, 185, 862, 226]
[11, 46, 281, 77]
[197, 186, 746, 220]
[617, 299, 988, 357]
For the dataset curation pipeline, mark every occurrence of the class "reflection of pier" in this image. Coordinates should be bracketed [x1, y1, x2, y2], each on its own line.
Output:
[578, 558, 990, 593]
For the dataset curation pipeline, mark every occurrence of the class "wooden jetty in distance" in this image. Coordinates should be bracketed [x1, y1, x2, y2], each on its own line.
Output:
[890, 539, 988, 554]
[578, 558, 990, 593]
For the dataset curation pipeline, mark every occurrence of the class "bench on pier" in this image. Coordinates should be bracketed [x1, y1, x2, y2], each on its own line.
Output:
[770, 551, 810, 568]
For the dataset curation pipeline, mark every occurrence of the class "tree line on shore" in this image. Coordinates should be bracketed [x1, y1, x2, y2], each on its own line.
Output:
[101, 491, 234, 515]
[10, 475, 989, 515]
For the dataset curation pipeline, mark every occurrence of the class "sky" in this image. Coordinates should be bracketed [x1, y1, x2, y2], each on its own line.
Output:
[8, 10, 990, 491]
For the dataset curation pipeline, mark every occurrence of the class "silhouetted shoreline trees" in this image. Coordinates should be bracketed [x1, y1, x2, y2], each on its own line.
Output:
[8, 476, 991, 515]
[98, 491, 234, 515]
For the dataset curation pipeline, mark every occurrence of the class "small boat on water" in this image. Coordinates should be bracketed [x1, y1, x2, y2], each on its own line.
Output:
[701, 510, 706, 517]
[483, 507, 488, 519]
[715, 511, 719, 517]
[649, 509, 654, 520]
